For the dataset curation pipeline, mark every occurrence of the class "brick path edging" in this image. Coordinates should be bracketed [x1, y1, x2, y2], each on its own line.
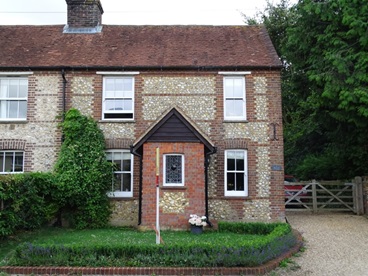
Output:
[0, 230, 303, 275]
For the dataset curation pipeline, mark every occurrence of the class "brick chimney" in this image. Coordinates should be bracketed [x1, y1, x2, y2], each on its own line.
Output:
[64, 0, 104, 33]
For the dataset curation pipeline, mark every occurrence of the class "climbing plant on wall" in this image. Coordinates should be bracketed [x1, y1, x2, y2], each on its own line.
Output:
[54, 108, 112, 229]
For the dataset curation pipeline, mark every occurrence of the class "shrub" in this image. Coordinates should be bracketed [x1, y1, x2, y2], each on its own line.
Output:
[0, 173, 57, 238]
[9, 223, 297, 267]
[53, 108, 113, 229]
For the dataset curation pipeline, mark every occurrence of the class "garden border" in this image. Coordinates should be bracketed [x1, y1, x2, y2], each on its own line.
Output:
[0, 230, 303, 275]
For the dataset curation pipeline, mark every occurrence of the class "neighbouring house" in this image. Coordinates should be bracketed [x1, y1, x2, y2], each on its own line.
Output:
[0, 0, 285, 229]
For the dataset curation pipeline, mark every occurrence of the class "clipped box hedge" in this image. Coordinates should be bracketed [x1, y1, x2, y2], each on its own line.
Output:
[10, 222, 297, 267]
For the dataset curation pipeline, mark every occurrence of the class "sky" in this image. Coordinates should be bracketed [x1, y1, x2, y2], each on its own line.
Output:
[0, 0, 292, 26]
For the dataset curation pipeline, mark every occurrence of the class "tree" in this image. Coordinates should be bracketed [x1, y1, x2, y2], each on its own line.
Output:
[244, 0, 368, 179]
[54, 108, 112, 229]
[284, 0, 368, 179]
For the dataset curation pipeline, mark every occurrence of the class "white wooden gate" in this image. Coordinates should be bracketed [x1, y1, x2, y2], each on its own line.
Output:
[285, 177, 364, 214]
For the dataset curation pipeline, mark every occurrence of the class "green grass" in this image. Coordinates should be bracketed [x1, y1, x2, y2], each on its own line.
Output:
[0, 224, 297, 268]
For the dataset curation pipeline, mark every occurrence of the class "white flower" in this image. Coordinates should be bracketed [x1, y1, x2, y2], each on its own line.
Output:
[188, 214, 207, 227]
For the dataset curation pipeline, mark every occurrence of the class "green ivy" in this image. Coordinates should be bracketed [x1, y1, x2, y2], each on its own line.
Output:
[54, 108, 113, 229]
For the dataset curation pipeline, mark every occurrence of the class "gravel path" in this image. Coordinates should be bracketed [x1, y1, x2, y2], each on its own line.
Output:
[268, 211, 368, 276]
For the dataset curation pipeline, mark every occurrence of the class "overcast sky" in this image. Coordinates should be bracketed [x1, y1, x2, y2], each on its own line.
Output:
[0, 0, 294, 25]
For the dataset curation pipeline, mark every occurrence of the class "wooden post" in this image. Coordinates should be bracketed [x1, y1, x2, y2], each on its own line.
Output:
[312, 179, 318, 212]
[354, 177, 364, 215]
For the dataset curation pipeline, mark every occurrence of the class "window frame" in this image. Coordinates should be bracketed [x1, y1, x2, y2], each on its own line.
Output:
[106, 149, 134, 198]
[224, 149, 248, 197]
[0, 150, 24, 174]
[102, 76, 135, 120]
[0, 77, 28, 121]
[223, 76, 246, 121]
[163, 154, 185, 187]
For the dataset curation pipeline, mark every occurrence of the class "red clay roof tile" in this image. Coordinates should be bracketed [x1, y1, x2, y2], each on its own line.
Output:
[0, 25, 281, 69]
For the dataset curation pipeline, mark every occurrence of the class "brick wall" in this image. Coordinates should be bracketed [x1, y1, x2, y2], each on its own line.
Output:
[141, 142, 205, 229]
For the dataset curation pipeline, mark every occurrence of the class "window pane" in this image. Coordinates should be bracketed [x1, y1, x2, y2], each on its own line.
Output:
[236, 173, 244, 191]
[122, 153, 131, 171]
[123, 78, 133, 91]
[105, 100, 115, 111]
[122, 173, 131, 192]
[227, 173, 235, 191]
[106, 152, 112, 161]
[233, 78, 243, 97]
[224, 79, 234, 97]
[14, 152, 23, 172]
[226, 100, 243, 117]
[113, 173, 122, 191]
[115, 100, 124, 110]
[0, 81, 8, 98]
[165, 155, 182, 184]
[236, 158, 244, 171]
[123, 99, 133, 111]
[19, 80, 28, 98]
[4, 152, 13, 172]
[105, 79, 115, 91]
[115, 79, 124, 91]
[9, 101, 18, 118]
[9, 80, 18, 97]
[227, 156, 235, 171]
[113, 152, 122, 160]
[19, 101, 27, 118]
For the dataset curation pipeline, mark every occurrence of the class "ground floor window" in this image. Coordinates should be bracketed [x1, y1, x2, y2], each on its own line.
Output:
[0, 151, 24, 174]
[225, 150, 248, 196]
[106, 150, 133, 197]
[163, 154, 184, 186]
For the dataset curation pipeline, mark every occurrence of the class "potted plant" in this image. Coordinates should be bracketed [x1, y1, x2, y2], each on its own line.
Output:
[188, 214, 207, 234]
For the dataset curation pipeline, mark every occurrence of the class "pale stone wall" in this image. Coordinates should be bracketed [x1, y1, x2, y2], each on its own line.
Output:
[109, 200, 139, 226]
[160, 191, 189, 213]
[70, 76, 94, 117]
[0, 74, 60, 172]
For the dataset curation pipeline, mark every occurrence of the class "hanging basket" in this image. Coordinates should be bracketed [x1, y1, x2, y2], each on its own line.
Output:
[190, 225, 203, 234]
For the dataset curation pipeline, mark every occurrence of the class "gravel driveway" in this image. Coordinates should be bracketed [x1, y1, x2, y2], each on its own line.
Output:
[268, 211, 368, 276]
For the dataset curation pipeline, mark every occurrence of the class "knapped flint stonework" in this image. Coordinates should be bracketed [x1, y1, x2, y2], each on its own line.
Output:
[143, 95, 215, 121]
[256, 147, 271, 198]
[160, 191, 189, 213]
[224, 122, 269, 143]
[143, 76, 215, 95]
[98, 123, 135, 139]
[109, 200, 139, 226]
[71, 77, 94, 117]
[243, 199, 271, 221]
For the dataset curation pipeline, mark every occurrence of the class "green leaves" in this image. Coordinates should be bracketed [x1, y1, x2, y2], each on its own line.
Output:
[54, 108, 113, 229]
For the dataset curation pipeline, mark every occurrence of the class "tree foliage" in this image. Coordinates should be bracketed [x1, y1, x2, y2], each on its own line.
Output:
[54, 108, 112, 229]
[245, 0, 368, 179]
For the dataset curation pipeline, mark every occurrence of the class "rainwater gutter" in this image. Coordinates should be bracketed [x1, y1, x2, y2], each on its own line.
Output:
[130, 146, 143, 225]
[61, 69, 67, 142]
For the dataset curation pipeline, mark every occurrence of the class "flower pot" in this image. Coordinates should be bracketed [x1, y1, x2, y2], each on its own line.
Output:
[190, 225, 203, 234]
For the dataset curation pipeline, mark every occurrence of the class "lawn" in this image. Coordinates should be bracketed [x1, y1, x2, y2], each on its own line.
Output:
[0, 223, 297, 268]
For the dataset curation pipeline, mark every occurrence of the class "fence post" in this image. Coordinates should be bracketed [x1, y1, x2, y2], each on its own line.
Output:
[354, 177, 364, 215]
[312, 179, 317, 212]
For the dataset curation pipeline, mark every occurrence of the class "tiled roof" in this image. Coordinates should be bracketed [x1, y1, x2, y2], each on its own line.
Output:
[0, 25, 281, 69]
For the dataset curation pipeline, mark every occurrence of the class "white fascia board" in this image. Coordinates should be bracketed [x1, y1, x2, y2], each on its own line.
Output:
[218, 71, 251, 75]
[96, 71, 140, 75]
[0, 72, 34, 76]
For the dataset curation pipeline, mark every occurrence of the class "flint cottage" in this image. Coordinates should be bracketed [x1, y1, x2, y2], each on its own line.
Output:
[0, 0, 285, 229]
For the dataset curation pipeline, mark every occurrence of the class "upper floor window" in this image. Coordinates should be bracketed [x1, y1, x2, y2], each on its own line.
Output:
[224, 150, 248, 196]
[106, 150, 133, 197]
[0, 151, 24, 174]
[0, 78, 28, 120]
[163, 154, 184, 186]
[102, 77, 134, 120]
[223, 76, 246, 120]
